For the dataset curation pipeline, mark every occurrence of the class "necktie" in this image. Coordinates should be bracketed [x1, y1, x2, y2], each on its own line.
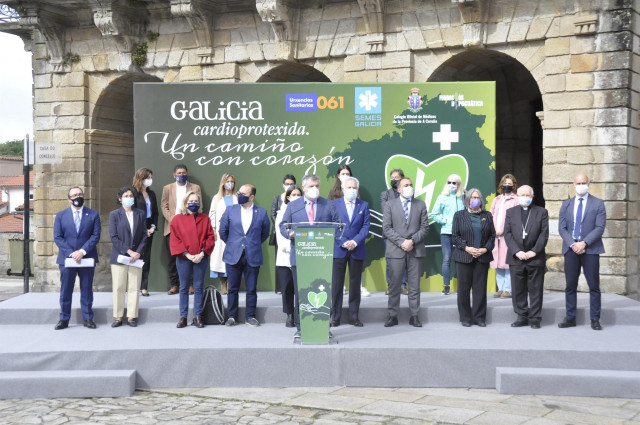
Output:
[573, 198, 583, 240]
[307, 200, 314, 224]
[347, 201, 353, 222]
[403, 200, 409, 224]
[74, 210, 81, 233]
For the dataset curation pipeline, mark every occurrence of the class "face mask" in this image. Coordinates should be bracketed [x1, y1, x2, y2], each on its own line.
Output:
[122, 198, 135, 208]
[470, 198, 482, 209]
[71, 197, 84, 208]
[502, 185, 513, 193]
[306, 186, 320, 200]
[344, 188, 358, 201]
[143, 178, 152, 187]
[448, 183, 457, 192]
[518, 196, 532, 207]
[224, 182, 235, 191]
[187, 202, 199, 212]
[176, 175, 188, 184]
[237, 193, 251, 205]
[339, 174, 350, 183]
[390, 179, 399, 189]
[288, 195, 300, 202]
[402, 186, 414, 199]
[283, 184, 292, 192]
[575, 184, 588, 196]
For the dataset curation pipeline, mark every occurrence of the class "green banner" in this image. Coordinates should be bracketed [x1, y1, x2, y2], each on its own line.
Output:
[294, 227, 335, 344]
[134, 82, 495, 292]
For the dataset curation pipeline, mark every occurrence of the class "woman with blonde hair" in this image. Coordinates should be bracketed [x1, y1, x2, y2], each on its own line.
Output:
[208, 173, 237, 294]
[431, 174, 465, 295]
[489, 174, 519, 298]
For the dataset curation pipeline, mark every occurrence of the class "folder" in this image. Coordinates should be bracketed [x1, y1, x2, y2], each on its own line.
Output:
[117, 255, 145, 269]
[64, 258, 95, 268]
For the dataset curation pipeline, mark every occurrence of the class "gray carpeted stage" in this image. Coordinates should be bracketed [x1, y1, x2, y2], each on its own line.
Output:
[1, 291, 640, 399]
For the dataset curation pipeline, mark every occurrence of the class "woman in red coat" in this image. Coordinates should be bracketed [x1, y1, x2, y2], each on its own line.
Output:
[170, 191, 215, 328]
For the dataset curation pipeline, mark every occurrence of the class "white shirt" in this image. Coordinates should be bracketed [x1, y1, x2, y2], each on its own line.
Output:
[573, 192, 589, 226]
[125, 209, 134, 235]
[70, 206, 86, 255]
[401, 196, 412, 216]
[175, 183, 187, 216]
[344, 198, 355, 221]
[241, 203, 254, 234]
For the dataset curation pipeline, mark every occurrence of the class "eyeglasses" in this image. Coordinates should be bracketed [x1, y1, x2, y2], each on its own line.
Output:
[447, 182, 457, 185]
[69, 193, 83, 199]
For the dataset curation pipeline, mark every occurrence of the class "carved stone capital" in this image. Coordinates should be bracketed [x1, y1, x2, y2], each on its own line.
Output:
[256, 0, 298, 61]
[454, 0, 489, 47]
[171, 0, 216, 64]
[19, 5, 67, 72]
[89, 0, 149, 52]
[357, 0, 385, 53]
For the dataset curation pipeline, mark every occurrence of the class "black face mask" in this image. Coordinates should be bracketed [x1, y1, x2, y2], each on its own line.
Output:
[72, 197, 85, 207]
[502, 185, 513, 193]
[390, 179, 399, 189]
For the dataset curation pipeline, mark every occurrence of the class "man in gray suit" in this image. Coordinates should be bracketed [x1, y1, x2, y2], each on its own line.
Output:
[558, 173, 606, 330]
[382, 177, 429, 327]
[380, 168, 408, 295]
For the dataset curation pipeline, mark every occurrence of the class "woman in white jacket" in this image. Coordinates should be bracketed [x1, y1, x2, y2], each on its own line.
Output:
[208, 173, 237, 294]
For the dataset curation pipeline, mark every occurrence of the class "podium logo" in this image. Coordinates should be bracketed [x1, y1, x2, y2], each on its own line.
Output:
[308, 291, 327, 308]
[355, 87, 381, 114]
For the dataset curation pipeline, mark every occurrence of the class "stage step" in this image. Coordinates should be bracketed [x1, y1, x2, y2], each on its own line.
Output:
[0, 369, 136, 399]
[495, 367, 640, 398]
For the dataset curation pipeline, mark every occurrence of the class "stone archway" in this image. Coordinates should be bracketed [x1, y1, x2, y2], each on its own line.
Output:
[428, 49, 544, 205]
[256, 62, 331, 82]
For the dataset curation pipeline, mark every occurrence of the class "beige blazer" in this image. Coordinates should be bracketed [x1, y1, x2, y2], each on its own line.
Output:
[160, 181, 202, 236]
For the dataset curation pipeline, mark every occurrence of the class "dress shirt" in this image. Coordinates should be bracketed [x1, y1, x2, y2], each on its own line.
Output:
[126, 209, 134, 235]
[175, 182, 187, 216]
[572, 192, 589, 226]
[70, 206, 87, 256]
[304, 196, 316, 222]
[345, 198, 355, 221]
[401, 196, 412, 216]
[241, 203, 254, 234]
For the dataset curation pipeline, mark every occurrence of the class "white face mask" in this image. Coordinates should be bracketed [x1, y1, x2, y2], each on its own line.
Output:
[575, 184, 588, 196]
[143, 178, 152, 187]
[283, 184, 292, 192]
[518, 196, 532, 207]
[224, 182, 235, 191]
[306, 186, 320, 200]
[448, 183, 457, 192]
[339, 174, 350, 183]
[288, 195, 300, 202]
[344, 188, 357, 201]
[402, 186, 414, 199]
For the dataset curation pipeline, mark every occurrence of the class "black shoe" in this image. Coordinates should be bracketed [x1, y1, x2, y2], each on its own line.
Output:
[558, 317, 576, 328]
[54, 320, 68, 330]
[192, 316, 204, 328]
[530, 321, 541, 329]
[591, 319, 602, 330]
[127, 318, 138, 327]
[349, 319, 363, 327]
[474, 321, 486, 327]
[177, 317, 187, 328]
[442, 286, 450, 295]
[111, 319, 123, 328]
[83, 319, 96, 329]
[461, 321, 472, 327]
[330, 320, 340, 327]
[167, 286, 179, 295]
[511, 318, 529, 327]
[285, 314, 295, 328]
[409, 316, 422, 327]
[140, 290, 149, 297]
[384, 316, 398, 327]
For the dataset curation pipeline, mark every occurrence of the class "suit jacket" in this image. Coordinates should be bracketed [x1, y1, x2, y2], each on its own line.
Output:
[504, 205, 549, 267]
[133, 188, 158, 230]
[380, 188, 398, 209]
[279, 196, 339, 266]
[219, 204, 270, 267]
[558, 194, 606, 255]
[108, 207, 147, 264]
[382, 196, 429, 258]
[334, 197, 370, 260]
[53, 206, 101, 265]
[160, 181, 202, 236]
[451, 210, 495, 264]
[269, 193, 284, 245]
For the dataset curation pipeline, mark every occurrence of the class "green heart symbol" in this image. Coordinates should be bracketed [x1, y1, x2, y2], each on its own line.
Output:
[308, 291, 327, 308]
[385, 154, 469, 212]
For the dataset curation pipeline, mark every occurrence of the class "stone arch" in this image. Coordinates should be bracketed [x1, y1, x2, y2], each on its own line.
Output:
[256, 61, 331, 82]
[428, 49, 544, 205]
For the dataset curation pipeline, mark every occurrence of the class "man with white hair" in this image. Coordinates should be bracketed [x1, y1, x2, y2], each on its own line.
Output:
[503, 185, 549, 329]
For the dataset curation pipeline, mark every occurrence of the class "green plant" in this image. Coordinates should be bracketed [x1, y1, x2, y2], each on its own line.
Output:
[62, 52, 80, 66]
[131, 42, 148, 67]
[146, 31, 159, 42]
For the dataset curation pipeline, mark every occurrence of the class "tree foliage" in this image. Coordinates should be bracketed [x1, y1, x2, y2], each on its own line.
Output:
[0, 140, 23, 157]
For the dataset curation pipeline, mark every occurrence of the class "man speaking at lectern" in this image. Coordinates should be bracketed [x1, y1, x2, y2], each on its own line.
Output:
[280, 174, 339, 338]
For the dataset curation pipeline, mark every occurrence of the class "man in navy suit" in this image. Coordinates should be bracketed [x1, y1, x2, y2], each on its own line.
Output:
[331, 177, 370, 327]
[219, 183, 270, 327]
[558, 174, 606, 330]
[53, 186, 101, 330]
[280, 174, 339, 337]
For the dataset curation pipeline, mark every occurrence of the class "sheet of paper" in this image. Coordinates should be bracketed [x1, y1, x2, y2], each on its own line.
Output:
[64, 258, 95, 268]
[117, 255, 145, 268]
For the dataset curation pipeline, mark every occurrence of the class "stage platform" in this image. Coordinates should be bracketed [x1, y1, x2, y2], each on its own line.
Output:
[1, 291, 640, 399]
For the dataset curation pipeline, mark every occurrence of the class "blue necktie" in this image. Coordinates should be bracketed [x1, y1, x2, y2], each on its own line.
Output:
[74, 210, 81, 233]
[573, 198, 583, 240]
[403, 200, 409, 224]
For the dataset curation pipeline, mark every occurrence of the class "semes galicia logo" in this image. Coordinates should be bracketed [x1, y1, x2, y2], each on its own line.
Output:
[286, 94, 317, 111]
[354, 87, 382, 127]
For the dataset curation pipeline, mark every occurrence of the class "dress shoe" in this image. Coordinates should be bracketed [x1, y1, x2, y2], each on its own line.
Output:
[128, 318, 138, 327]
[442, 286, 450, 295]
[409, 316, 422, 327]
[285, 314, 295, 328]
[500, 291, 512, 299]
[330, 320, 340, 327]
[384, 316, 398, 327]
[493, 291, 503, 298]
[167, 286, 179, 295]
[54, 320, 69, 330]
[192, 316, 204, 328]
[349, 319, 364, 327]
[401, 287, 409, 295]
[530, 321, 541, 329]
[189, 285, 194, 295]
[461, 321, 472, 327]
[511, 318, 529, 327]
[558, 317, 576, 328]
[84, 319, 96, 329]
[111, 319, 123, 328]
[474, 321, 486, 327]
[176, 317, 188, 328]
[591, 319, 603, 330]
[141, 290, 149, 297]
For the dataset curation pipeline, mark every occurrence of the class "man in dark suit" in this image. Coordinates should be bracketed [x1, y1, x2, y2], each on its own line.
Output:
[503, 185, 549, 329]
[382, 177, 429, 327]
[280, 174, 339, 337]
[219, 183, 270, 327]
[380, 168, 407, 295]
[331, 177, 370, 327]
[53, 186, 101, 330]
[558, 174, 606, 330]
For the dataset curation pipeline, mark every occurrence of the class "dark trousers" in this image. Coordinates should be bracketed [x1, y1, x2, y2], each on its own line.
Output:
[176, 256, 207, 318]
[164, 234, 180, 288]
[140, 232, 154, 291]
[276, 266, 294, 314]
[59, 265, 95, 321]
[292, 265, 301, 331]
[564, 251, 601, 320]
[226, 251, 259, 320]
[509, 263, 545, 321]
[387, 255, 422, 318]
[331, 254, 364, 322]
[456, 260, 489, 323]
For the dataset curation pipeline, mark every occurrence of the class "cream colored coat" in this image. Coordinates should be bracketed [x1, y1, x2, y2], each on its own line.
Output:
[208, 194, 237, 273]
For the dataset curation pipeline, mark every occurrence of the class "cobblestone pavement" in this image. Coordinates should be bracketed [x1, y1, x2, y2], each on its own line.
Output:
[1, 387, 640, 425]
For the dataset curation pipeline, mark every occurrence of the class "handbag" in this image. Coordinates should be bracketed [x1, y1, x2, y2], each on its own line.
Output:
[202, 285, 227, 325]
